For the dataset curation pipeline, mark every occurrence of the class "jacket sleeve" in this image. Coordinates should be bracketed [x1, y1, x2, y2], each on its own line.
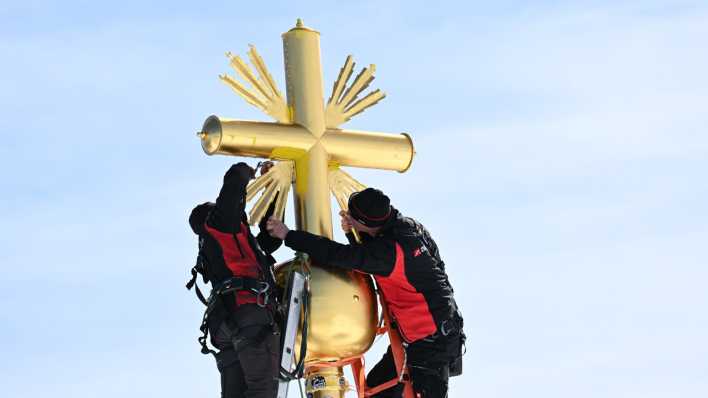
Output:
[207, 163, 252, 233]
[256, 195, 283, 254]
[284, 230, 396, 276]
[193, 221, 207, 236]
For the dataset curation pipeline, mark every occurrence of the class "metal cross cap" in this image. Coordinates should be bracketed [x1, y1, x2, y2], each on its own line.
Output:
[197, 19, 415, 239]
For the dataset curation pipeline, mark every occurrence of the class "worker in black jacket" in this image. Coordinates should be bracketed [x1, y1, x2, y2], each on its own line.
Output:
[266, 187, 464, 398]
[188, 162, 282, 398]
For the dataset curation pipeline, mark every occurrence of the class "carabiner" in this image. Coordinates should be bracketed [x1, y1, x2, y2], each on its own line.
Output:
[440, 319, 452, 336]
[255, 281, 270, 308]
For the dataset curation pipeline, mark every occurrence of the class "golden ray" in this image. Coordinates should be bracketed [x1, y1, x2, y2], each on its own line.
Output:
[342, 89, 386, 122]
[339, 65, 376, 107]
[328, 168, 366, 211]
[329, 168, 367, 242]
[272, 180, 290, 220]
[325, 56, 385, 128]
[327, 55, 355, 105]
[221, 48, 290, 124]
[246, 169, 271, 202]
[248, 45, 284, 100]
[249, 180, 280, 223]
[246, 161, 294, 225]
[220, 74, 269, 112]
[228, 52, 273, 100]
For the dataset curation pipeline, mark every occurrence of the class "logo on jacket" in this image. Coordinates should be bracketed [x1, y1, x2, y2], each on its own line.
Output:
[413, 245, 428, 257]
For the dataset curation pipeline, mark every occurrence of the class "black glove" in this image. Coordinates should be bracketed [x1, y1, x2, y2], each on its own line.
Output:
[224, 162, 255, 184]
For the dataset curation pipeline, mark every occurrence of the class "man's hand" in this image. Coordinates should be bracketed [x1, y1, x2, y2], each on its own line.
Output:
[339, 210, 353, 233]
[266, 216, 290, 240]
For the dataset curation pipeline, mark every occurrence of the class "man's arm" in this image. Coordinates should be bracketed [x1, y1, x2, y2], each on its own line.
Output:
[284, 230, 395, 276]
[207, 163, 253, 233]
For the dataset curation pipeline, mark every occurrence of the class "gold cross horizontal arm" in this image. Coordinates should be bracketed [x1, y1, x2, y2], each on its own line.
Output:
[199, 116, 314, 159]
[199, 116, 414, 172]
[321, 128, 414, 172]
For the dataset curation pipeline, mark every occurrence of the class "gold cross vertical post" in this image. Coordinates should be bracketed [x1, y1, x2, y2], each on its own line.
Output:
[197, 19, 415, 397]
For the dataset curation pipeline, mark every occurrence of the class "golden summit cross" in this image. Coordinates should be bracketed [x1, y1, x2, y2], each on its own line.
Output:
[196, 19, 416, 398]
[197, 19, 414, 238]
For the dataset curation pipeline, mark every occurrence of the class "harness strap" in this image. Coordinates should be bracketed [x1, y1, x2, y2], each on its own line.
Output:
[409, 363, 450, 379]
[193, 276, 274, 358]
[198, 311, 218, 356]
[210, 276, 271, 307]
[212, 276, 264, 295]
[186, 265, 209, 306]
[186, 238, 210, 306]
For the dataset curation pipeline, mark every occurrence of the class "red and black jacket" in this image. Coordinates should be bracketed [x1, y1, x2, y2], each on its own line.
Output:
[190, 163, 282, 306]
[283, 208, 456, 343]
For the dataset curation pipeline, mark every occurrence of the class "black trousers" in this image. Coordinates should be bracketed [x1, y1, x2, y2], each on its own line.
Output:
[210, 305, 280, 398]
[366, 341, 450, 398]
[217, 330, 279, 398]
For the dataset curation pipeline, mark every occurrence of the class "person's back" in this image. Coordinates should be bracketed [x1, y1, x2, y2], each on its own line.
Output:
[374, 213, 457, 343]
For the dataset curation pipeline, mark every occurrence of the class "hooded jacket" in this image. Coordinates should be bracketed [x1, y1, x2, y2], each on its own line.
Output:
[189, 163, 281, 306]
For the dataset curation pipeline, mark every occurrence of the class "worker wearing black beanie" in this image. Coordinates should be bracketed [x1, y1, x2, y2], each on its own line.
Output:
[267, 187, 465, 398]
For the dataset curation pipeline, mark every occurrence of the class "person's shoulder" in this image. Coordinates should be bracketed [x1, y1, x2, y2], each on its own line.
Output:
[401, 216, 419, 227]
[390, 214, 419, 235]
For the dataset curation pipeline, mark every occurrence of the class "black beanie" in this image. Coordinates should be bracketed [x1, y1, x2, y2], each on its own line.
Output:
[189, 202, 215, 234]
[348, 188, 392, 227]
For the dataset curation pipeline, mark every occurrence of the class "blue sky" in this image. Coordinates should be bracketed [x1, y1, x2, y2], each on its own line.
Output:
[1, 1, 707, 397]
